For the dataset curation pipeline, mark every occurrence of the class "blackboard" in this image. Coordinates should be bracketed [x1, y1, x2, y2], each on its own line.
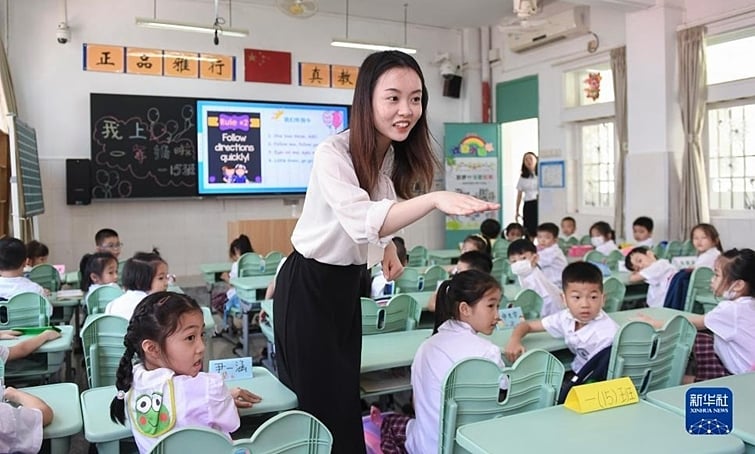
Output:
[15, 119, 44, 216]
[90, 93, 198, 198]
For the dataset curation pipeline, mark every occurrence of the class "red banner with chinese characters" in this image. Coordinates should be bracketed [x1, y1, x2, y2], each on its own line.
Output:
[244, 49, 291, 84]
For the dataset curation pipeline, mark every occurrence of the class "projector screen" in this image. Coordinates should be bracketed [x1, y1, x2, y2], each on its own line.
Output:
[197, 99, 349, 195]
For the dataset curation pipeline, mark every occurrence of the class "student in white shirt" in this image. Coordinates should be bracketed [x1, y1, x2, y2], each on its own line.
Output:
[690, 223, 723, 269]
[559, 216, 578, 242]
[508, 239, 564, 317]
[515, 151, 539, 240]
[79, 252, 119, 300]
[626, 246, 677, 308]
[504, 222, 525, 242]
[589, 221, 619, 255]
[536, 222, 568, 287]
[272, 51, 499, 454]
[0, 237, 51, 315]
[639, 248, 755, 382]
[379, 270, 504, 454]
[632, 216, 655, 247]
[505, 261, 619, 384]
[105, 251, 169, 320]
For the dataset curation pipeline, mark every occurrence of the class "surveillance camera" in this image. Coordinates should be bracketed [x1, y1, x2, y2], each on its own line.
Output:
[57, 22, 70, 44]
[440, 60, 457, 80]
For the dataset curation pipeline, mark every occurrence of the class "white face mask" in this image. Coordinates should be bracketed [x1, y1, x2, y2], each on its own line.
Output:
[591, 236, 606, 247]
[511, 259, 534, 277]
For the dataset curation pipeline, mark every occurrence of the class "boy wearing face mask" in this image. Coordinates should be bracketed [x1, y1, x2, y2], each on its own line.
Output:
[507, 239, 563, 317]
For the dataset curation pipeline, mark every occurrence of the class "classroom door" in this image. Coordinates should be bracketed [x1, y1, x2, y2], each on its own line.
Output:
[496, 76, 539, 229]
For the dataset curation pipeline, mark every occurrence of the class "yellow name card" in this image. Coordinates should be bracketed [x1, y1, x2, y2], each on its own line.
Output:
[564, 377, 639, 413]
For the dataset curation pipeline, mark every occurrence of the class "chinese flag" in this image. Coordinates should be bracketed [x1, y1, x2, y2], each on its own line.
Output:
[244, 48, 291, 84]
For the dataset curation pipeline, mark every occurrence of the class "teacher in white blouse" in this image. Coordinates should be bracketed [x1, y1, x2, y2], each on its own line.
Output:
[272, 51, 499, 453]
[515, 151, 539, 239]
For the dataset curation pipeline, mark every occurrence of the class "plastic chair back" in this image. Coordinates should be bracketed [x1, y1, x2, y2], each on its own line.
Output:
[511, 288, 542, 320]
[584, 250, 607, 265]
[491, 258, 510, 285]
[665, 240, 683, 260]
[86, 285, 125, 315]
[0, 292, 48, 328]
[602, 276, 626, 313]
[438, 350, 563, 454]
[681, 240, 696, 256]
[395, 268, 422, 293]
[81, 314, 129, 388]
[149, 426, 234, 454]
[408, 245, 428, 267]
[684, 266, 718, 313]
[580, 235, 592, 245]
[491, 239, 509, 259]
[235, 410, 333, 454]
[237, 252, 265, 277]
[606, 250, 624, 271]
[607, 315, 697, 397]
[264, 251, 284, 273]
[652, 244, 667, 260]
[422, 265, 448, 290]
[28, 264, 61, 292]
[360, 295, 415, 335]
[566, 237, 579, 247]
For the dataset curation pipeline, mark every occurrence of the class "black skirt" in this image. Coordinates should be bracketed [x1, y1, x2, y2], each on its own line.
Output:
[523, 198, 538, 238]
[273, 250, 368, 453]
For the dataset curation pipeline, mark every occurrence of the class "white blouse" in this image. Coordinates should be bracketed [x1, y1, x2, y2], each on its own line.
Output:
[291, 131, 396, 267]
[516, 176, 538, 202]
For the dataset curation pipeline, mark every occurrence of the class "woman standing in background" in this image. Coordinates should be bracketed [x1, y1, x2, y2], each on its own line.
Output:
[515, 151, 539, 239]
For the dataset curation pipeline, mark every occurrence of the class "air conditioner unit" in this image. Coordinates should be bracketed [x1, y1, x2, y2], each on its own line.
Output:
[508, 6, 589, 53]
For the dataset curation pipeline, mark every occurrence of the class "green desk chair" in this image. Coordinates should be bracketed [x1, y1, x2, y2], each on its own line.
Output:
[149, 426, 236, 453]
[1, 292, 49, 328]
[408, 245, 428, 267]
[684, 266, 719, 314]
[492, 239, 510, 259]
[395, 267, 422, 293]
[85, 285, 125, 315]
[237, 252, 265, 277]
[81, 314, 128, 388]
[236, 410, 333, 454]
[511, 288, 543, 320]
[606, 250, 624, 271]
[607, 315, 696, 397]
[602, 276, 626, 313]
[491, 257, 510, 285]
[583, 250, 608, 266]
[264, 251, 284, 274]
[360, 295, 416, 335]
[681, 239, 697, 256]
[652, 244, 667, 260]
[438, 350, 564, 454]
[422, 265, 448, 290]
[28, 264, 62, 293]
[665, 240, 683, 260]
[566, 237, 579, 247]
[579, 235, 592, 245]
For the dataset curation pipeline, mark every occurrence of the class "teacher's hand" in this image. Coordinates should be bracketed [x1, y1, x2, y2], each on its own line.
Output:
[435, 191, 500, 216]
[382, 240, 404, 281]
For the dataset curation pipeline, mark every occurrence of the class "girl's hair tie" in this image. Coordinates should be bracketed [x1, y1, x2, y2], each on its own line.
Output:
[116, 390, 126, 400]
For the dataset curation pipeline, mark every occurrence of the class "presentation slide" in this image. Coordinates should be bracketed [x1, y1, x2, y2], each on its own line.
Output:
[197, 100, 348, 195]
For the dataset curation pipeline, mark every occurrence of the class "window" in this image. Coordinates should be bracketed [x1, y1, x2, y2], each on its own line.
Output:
[707, 101, 755, 211]
[707, 29, 755, 85]
[564, 63, 614, 107]
[579, 120, 615, 209]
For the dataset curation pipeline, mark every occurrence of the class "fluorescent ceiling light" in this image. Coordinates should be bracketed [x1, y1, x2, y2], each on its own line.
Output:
[135, 17, 248, 38]
[331, 39, 417, 54]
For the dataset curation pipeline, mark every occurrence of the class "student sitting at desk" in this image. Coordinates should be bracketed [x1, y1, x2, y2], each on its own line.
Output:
[379, 270, 504, 454]
[24, 240, 49, 270]
[79, 252, 119, 300]
[0, 237, 52, 316]
[690, 223, 723, 269]
[559, 216, 578, 242]
[589, 221, 619, 255]
[426, 250, 493, 313]
[0, 386, 54, 454]
[105, 251, 168, 320]
[507, 239, 563, 317]
[625, 246, 676, 308]
[505, 262, 619, 401]
[95, 228, 123, 259]
[536, 222, 568, 288]
[632, 216, 655, 247]
[639, 248, 755, 382]
[110, 292, 261, 454]
[212, 234, 254, 333]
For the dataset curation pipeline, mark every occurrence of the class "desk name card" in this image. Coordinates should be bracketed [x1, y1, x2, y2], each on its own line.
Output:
[564, 376, 639, 413]
[209, 358, 253, 381]
[498, 307, 524, 329]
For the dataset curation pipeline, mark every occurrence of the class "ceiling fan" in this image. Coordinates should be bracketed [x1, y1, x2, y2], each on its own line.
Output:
[277, 0, 318, 18]
[499, 0, 548, 32]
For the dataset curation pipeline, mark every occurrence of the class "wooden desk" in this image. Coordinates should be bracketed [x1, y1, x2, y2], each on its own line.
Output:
[647, 372, 755, 451]
[80, 367, 297, 454]
[24, 382, 83, 454]
[455, 400, 744, 454]
[0, 325, 74, 381]
[199, 262, 233, 289]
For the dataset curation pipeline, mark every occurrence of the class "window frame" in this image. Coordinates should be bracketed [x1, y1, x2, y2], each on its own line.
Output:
[575, 117, 617, 216]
